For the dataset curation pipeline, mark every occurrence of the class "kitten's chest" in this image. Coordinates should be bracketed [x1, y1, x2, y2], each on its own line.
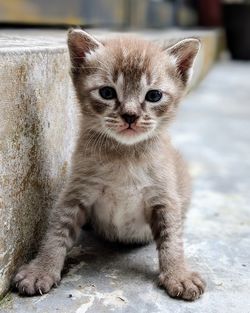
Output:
[91, 164, 153, 243]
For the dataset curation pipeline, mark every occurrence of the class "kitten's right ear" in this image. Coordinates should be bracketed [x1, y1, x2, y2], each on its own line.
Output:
[67, 29, 102, 68]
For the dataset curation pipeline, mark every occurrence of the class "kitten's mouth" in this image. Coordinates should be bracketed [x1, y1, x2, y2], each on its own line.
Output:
[119, 125, 138, 136]
[106, 123, 152, 145]
[106, 122, 152, 144]
[122, 128, 136, 135]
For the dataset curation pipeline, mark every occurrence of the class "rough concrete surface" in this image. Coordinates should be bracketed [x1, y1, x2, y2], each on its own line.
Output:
[0, 31, 79, 297]
[1, 61, 250, 312]
[0, 29, 220, 298]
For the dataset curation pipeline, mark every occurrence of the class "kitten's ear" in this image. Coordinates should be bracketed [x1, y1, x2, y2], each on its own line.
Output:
[165, 38, 201, 84]
[67, 29, 102, 68]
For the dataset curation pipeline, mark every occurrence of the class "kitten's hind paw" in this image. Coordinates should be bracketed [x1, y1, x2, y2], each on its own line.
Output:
[13, 263, 61, 296]
[159, 270, 206, 301]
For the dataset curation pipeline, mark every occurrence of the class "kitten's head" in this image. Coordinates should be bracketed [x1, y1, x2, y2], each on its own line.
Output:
[68, 29, 200, 145]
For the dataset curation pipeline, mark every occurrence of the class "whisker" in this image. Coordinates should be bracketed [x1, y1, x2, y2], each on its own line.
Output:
[105, 121, 120, 125]
[139, 122, 154, 126]
[104, 117, 119, 122]
[105, 124, 119, 129]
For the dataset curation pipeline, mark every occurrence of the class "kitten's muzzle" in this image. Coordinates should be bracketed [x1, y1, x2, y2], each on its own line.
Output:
[121, 114, 139, 125]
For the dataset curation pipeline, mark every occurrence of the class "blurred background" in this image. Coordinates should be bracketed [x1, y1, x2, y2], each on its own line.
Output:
[0, 0, 249, 59]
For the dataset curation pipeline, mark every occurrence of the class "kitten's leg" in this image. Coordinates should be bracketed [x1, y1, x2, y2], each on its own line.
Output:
[13, 194, 88, 296]
[150, 203, 206, 301]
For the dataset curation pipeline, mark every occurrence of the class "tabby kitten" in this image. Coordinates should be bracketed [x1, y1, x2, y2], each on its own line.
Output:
[13, 29, 206, 301]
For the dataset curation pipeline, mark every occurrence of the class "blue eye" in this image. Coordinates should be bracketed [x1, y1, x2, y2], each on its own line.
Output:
[145, 90, 162, 102]
[99, 87, 117, 100]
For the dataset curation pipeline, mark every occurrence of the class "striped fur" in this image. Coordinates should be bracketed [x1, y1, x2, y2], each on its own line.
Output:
[13, 29, 205, 300]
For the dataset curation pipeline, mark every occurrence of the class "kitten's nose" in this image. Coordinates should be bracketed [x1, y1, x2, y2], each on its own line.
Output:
[121, 114, 139, 125]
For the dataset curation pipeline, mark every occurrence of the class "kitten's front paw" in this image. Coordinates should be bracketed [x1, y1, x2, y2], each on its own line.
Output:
[159, 270, 206, 301]
[13, 263, 61, 296]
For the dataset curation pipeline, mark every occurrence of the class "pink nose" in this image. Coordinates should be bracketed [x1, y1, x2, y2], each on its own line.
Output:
[121, 114, 139, 124]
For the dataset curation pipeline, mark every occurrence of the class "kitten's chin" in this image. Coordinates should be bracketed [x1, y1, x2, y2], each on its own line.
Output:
[107, 129, 153, 145]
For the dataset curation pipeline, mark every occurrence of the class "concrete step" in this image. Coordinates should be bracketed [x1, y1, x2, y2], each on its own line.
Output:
[0, 28, 222, 299]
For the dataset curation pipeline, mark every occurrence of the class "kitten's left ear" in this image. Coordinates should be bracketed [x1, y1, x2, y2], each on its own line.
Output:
[165, 38, 201, 84]
[68, 28, 102, 69]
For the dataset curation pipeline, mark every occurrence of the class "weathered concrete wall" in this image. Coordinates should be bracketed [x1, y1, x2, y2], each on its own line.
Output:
[0, 29, 221, 299]
[0, 39, 79, 297]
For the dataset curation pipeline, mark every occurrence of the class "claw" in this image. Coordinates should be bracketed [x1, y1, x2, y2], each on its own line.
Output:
[38, 288, 43, 296]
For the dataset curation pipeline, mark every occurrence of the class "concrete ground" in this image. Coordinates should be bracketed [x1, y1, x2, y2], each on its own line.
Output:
[1, 61, 250, 313]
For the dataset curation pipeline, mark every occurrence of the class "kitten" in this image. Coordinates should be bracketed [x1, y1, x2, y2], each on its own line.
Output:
[13, 29, 205, 301]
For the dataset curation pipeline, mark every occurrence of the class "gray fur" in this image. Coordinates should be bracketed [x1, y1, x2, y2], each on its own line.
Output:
[13, 29, 205, 300]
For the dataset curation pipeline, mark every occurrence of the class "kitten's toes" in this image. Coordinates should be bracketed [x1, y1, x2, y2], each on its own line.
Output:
[159, 270, 206, 301]
[13, 263, 60, 296]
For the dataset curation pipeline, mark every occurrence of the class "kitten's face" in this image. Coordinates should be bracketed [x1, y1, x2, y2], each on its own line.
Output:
[68, 30, 200, 145]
